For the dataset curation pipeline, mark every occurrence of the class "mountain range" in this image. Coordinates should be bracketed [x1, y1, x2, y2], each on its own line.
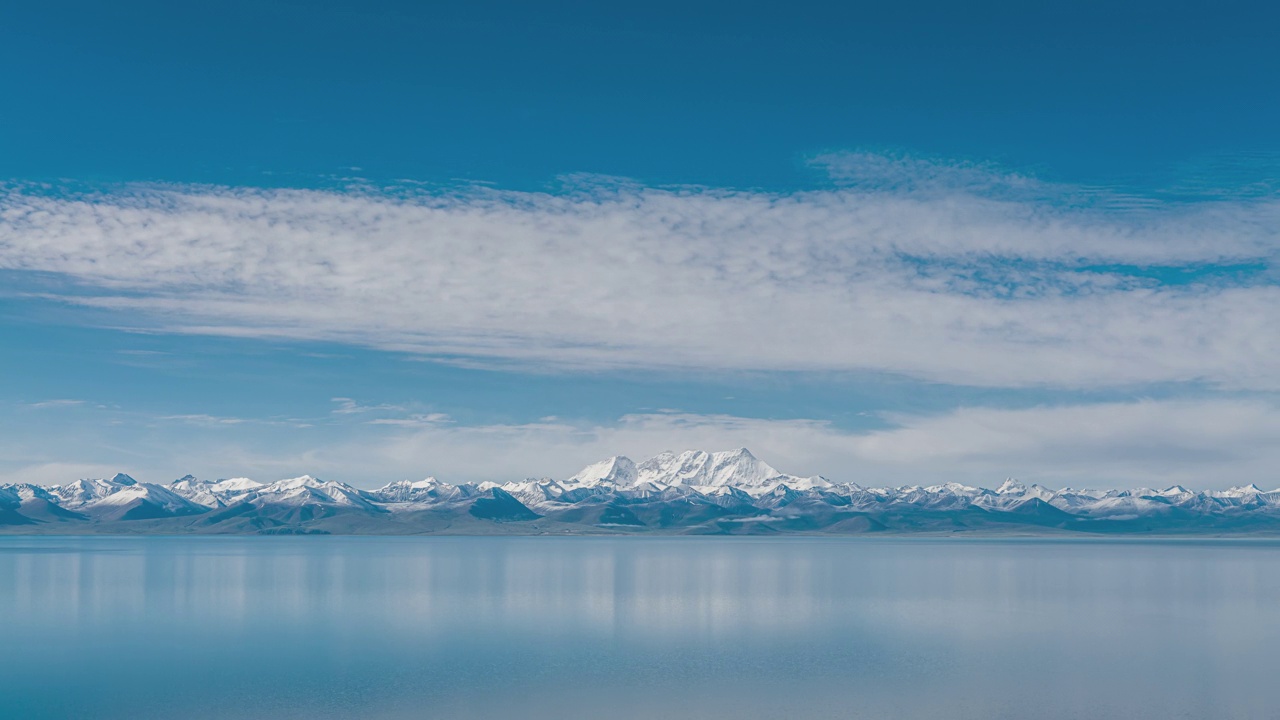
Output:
[3, 448, 1279, 535]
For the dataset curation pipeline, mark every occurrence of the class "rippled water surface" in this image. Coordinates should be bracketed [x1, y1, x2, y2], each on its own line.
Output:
[2, 536, 1279, 719]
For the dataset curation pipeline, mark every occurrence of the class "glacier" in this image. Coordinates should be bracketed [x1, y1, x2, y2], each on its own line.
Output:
[3, 448, 1280, 535]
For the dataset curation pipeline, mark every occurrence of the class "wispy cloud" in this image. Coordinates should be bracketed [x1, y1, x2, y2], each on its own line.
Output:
[1, 155, 1277, 389]
[845, 400, 1280, 485]
[355, 397, 1280, 486]
[0, 461, 122, 486]
[25, 399, 86, 409]
[156, 413, 314, 428]
[7, 398, 1280, 489]
[158, 414, 248, 426]
[330, 397, 406, 415]
[329, 398, 449, 426]
[238, 400, 1280, 489]
[366, 413, 452, 427]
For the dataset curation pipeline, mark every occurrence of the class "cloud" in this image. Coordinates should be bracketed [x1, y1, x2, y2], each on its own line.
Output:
[330, 397, 406, 415]
[348, 401, 1280, 489]
[329, 398, 449, 426]
[366, 413, 452, 427]
[0, 461, 122, 486]
[135, 400, 1274, 490]
[157, 414, 248, 426]
[0, 157, 1277, 389]
[6, 398, 1280, 490]
[845, 400, 1280, 486]
[154, 413, 312, 428]
[25, 399, 86, 409]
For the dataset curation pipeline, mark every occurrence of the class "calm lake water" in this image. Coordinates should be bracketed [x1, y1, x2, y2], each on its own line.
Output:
[2, 536, 1278, 719]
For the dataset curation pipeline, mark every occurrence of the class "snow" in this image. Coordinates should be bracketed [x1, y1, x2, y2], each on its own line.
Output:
[214, 477, 264, 492]
[12, 450, 1280, 528]
[996, 479, 1027, 495]
[563, 456, 638, 489]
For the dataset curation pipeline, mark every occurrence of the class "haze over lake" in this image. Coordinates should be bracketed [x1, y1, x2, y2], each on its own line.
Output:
[3, 536, 1277, 720]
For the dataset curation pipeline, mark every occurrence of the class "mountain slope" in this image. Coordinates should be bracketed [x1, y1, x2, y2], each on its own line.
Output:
[3, 450, 1280, 535]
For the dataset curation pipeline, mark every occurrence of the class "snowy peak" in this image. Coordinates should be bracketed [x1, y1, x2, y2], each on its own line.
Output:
[924, 482, 981, 495]
[164, 473, 383, 509]
[1224, 484, 1264, 496]
[564, 456, 638, 489]
[644, 448, 763, 481]
[371, 477, 466, 503]
[51, 474, 142, 508]
[0, 485, 20, 508]
[996, 478, 1027, 495]
[10, 453, 1280, 535]
[244, 475, 378, 509]
[168, 475, 265, 503]
[636, 448, 775, 492]
[90, 482, 199, 510]
[213, 477, 264, 492]
[561, 448, 828, 496]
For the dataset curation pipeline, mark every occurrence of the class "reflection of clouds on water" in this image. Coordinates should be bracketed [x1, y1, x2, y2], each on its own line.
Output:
[5, 538, 850, 639]
[6, 538, 1280, 647]
[4, 537, 1280, 720]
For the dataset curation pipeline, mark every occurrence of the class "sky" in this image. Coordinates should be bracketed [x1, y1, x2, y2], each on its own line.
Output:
[1, 0, 1278, 489]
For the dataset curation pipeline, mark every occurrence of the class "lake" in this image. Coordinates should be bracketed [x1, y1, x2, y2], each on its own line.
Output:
[1, 536, 1278, 719]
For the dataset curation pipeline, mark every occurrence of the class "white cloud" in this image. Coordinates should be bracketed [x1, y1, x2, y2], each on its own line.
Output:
[0, 158, 1277, 389]
[96, 401, 1269, 490]
[330, 397, 406, 415]
[25, 399, 86, 409]
[0, 461, 122, 486]
[366, 413, 452, 427]
[6, 399, 1280, 490]
[157, 414, 248, 426]
[344, 401, 1280, 489]
[846, 400, 1280, 487]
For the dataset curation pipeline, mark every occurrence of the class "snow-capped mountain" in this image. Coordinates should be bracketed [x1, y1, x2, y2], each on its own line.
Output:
[3, 449, 1280, 535]
[50, 473, 140, 507]
[168, 475, 264, 507]
[369, 477, 476, 504]
[46, 473, 207, 522]
[558, 449, 830, 496]
[634, 448, 832, 494]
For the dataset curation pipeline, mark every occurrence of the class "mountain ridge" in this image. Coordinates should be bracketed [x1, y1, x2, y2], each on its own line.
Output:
[4, 448, 1280, 535]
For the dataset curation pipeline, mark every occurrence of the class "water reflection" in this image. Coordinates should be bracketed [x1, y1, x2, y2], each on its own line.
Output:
[6, 538, 858, 638]
[2, 537, 1279, 720]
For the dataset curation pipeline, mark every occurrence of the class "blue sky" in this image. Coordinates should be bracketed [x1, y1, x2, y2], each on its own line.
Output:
[1, 0, 1278, 488]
